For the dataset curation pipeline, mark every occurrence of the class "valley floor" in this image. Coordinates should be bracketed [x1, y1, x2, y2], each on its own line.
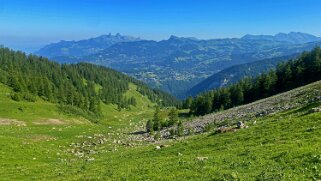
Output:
[1, 83, 321, 180]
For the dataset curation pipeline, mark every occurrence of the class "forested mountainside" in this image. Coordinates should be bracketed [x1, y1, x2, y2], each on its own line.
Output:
[186, 54, 298, 96]
[184, 47, 321, 116]
[36, 32, 321, 98]
[0, 47, 178, 115]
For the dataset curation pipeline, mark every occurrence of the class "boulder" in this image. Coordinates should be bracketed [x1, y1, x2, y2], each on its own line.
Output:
[310, 107, 321, 113]
[236, 121, 245, 129]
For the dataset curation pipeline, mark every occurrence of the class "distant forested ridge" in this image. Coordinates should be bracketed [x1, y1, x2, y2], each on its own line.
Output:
[0, 47, 178, 115]
[186, 54, 299, 97]
[185, 47, 321, 116]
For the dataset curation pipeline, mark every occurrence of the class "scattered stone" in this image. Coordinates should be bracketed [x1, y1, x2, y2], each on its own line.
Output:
[86, 158, 95, 162]
[196, 157, 208, 161]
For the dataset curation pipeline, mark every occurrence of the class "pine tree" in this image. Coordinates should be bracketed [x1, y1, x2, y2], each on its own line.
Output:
[168, 108, 179, 126]
[153, 107, 162, 131]
[146, 120, 154, 132]
[177, 121, 184, 136]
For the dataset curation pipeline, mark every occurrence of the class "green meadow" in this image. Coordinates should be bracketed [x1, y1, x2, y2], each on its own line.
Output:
[1, 82, 321, 180]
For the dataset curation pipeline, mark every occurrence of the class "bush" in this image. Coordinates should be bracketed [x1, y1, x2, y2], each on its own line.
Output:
[23, 93, 36, 102]
[154, 131, 161, 140]
[169, 129, 176, 136]
[177, 121, 184, 136]
[146, 120, 154, 132]
[161, 120, 168, 128]
[11, 93, 21, 101]
[205, 123, 214, 132]
[187, 127, 194, 135]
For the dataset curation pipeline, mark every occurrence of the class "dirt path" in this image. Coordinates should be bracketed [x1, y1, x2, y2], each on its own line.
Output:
[0, 118, 26, 126]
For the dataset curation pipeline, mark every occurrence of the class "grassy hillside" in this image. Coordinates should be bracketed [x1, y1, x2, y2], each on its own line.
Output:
[0, 83, 85, 124]
[1, 79, 321, 180]
[100, 83, 155, 129]
[0, 81, 155, 126]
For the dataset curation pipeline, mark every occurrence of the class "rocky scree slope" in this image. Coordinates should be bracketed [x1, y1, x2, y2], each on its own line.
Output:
[159, 80, 321, 138]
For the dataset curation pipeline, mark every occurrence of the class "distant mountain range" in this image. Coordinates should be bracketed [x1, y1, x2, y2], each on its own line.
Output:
[35, 33, 140, 59]
[35, 32, 321, 98]
[242, 32, 321, 44]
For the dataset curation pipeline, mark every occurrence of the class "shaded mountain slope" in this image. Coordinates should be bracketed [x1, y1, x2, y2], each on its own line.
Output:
[186, 54, 299, 96]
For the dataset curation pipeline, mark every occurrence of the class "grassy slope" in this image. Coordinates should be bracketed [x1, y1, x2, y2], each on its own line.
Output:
[99, 83, 155, 129]
[56, 103, 321, 181]
[0, 82, 155, 180]
[1, 82, 321, 180]
[0, 83, 83, 124]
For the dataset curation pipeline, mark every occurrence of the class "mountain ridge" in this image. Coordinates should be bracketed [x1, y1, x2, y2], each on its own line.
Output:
[35, 33, 141, 58]
[242, 32, 321, 44]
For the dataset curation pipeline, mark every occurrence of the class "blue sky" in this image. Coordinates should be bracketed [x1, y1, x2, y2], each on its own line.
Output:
[0, 0, 321, 52]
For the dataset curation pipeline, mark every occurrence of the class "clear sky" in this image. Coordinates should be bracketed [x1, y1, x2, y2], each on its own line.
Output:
[0, 0, 321, 52]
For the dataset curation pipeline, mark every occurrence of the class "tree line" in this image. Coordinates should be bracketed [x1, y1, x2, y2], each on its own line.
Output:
[184, 47, 321, 116]
[0, 47, 178, 115]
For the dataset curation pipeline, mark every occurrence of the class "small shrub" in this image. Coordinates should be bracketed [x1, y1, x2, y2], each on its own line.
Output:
[177, 121, 184, 136]
[154, 131, 161, 140]
[161, 120, 168, 128]
[169, 129, 176, 138]
[149, 130, 155, 137]
[146, 120, 154, 132]
[11, 93, 21, 101]
[204, 123, 213, 132]
[187, 127, 194, 135]
[22, 93, 36, 102]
